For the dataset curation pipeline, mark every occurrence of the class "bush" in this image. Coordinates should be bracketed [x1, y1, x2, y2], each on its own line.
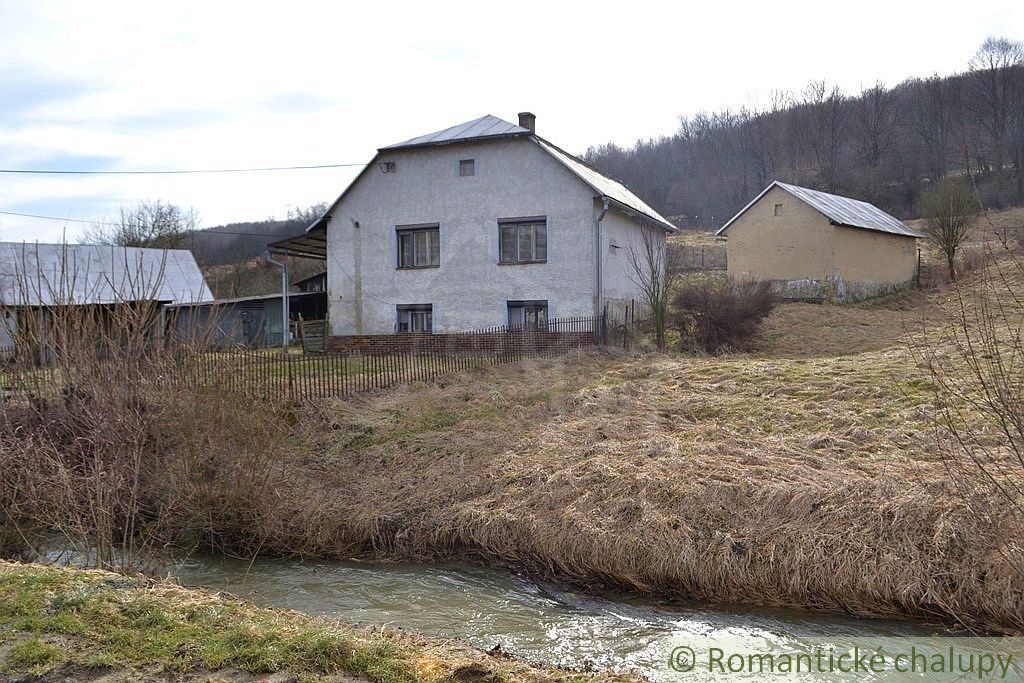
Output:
[671, 280, 777, 353]
[0, 255, 303, 570]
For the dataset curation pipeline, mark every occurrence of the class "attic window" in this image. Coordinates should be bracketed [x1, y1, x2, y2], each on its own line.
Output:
[774, 203, 783, 217]
[459, 159, 475, 177]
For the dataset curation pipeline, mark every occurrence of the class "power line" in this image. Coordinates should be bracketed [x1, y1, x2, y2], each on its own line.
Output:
[0, 209, 290, 237]
[0, 162, 365, 175]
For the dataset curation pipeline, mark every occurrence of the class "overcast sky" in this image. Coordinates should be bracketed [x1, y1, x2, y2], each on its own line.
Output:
[1, 0, 1021, 242]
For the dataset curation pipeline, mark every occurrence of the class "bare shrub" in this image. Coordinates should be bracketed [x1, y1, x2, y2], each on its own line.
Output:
[671, 279, 777, 353]
[0, 247, 300, 571]
[912, 229, 1024, 587]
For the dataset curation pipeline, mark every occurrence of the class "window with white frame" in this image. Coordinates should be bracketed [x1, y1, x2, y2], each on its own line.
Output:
[498, 218, 547, 264]
[396, 304, 433, 333]
[507, 300, 548, 327]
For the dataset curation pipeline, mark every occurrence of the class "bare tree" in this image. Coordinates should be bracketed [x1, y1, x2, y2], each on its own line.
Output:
[803, 80, 848, 192]
[917, 178, 981, 280]
[852, 81, 898, 169]
[83, 200, 199, 249]
[909, 76, 953, 182]
[626, 226, 675, 350]
[967, 37, 1024, 177]
[286, 202, 330, 227]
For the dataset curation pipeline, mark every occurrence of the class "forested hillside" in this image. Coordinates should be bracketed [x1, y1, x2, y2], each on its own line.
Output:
[585, 37, 1024, 227]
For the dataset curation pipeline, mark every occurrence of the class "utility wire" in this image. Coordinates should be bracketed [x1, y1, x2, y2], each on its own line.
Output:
[0, 209, 290, 237]
[0, 162, 365, 175]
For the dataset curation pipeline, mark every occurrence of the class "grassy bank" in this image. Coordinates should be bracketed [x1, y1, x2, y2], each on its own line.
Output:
[0, 561, 631, 682]
[269, 261, 1024, 631]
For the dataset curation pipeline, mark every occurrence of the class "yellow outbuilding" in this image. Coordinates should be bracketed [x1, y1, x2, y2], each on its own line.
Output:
[716, 182, 924, 302]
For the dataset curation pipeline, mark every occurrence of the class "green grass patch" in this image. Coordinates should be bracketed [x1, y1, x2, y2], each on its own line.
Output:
[0, 563, 416, 680]
[3, 636, 62, 675]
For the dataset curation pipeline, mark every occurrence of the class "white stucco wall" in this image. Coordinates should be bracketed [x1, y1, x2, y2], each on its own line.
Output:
[600, 203, 665, 317]
[324, 137, 660, 335]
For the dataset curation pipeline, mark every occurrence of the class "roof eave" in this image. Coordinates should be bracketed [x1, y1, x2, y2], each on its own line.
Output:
[603, 196, 677, 232]
[829, 220, 924, 238]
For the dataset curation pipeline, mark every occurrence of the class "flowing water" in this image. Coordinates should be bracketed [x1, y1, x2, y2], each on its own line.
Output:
[171, 555, 945, 680]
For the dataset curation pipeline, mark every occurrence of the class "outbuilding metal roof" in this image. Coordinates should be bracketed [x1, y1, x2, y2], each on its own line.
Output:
[0, 242, 214, 307]
[716, 181, 924, 238]
[380, 114, 532, 151]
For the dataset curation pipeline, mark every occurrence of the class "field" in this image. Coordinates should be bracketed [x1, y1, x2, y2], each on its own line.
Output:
[270, 249, 1024, 631]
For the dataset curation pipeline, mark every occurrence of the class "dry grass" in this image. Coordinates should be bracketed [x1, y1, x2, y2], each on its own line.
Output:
[667, 231, 722, 248]
[266, 248, 1024, 631]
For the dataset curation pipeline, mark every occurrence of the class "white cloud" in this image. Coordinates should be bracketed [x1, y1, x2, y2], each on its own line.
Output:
[0, 0, 1021, 240]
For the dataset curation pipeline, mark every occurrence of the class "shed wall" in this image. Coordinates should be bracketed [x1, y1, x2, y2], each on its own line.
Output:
[725, 186, 835, 282]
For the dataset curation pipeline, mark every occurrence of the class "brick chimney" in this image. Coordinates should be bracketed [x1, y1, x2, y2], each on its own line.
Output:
[518, 112, 536, 133]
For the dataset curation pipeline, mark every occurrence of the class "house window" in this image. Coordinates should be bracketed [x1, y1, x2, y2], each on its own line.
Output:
[397, 225, 440, 268]
[507, 300, 548, 327]
[459, 159, 475, 177]
[774, 203, 783, 217]
[499, 218, 547, 264]
[397, 304, 433, 333]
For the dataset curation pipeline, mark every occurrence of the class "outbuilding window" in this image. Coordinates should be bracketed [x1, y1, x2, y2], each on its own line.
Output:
[459, 159, 475, 176]
[499, 218, 547, 264]
[397, 304, 433, 333]
[774, 203, 783, 217]
[397, 225, 440, 268]
[508, 300, 548, 327]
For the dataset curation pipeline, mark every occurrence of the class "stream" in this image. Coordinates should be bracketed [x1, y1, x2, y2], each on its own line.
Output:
[171, 555, 945, 680]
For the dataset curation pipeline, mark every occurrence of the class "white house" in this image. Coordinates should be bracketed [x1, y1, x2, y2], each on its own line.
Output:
[272, 113, 675, 336]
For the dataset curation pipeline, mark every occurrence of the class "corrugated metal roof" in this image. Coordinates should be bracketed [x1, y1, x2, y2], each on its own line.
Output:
[716, 181, 924, 238]
[0, 242, 214, 307]
[536, 139, 676, 232]
[380, 114, 531, 150]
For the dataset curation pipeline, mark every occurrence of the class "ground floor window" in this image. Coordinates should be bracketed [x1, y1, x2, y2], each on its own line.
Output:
[507, 300, 548, 327]
[396, 304, 432, 333]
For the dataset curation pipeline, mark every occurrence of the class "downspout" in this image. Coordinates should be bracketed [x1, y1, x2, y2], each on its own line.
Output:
[267, 251, 290, 353]
[595, 197, 610, 326]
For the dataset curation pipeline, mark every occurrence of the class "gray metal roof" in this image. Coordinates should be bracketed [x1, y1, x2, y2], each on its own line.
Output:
[536, 139, 676, 232]
[0, 242, 214, 307]
[314, 114, 676, 235]
[716, 181, 924, 238]
[380, 114, 531, 151]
